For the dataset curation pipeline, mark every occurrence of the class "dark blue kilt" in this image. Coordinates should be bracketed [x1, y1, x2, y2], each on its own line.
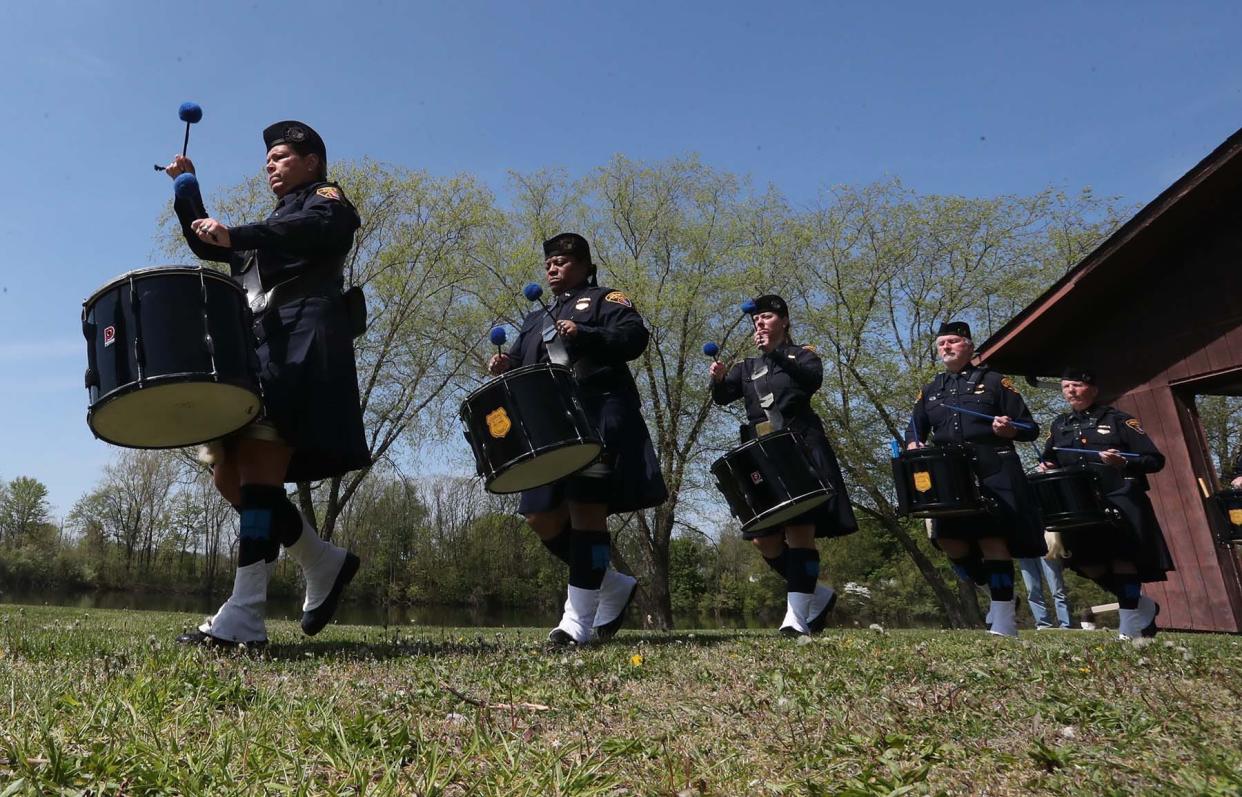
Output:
[254, 295, 370, 483]
[931, 446, 1047, 559]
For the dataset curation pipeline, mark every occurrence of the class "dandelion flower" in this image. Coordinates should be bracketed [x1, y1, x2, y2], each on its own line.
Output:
[630, 654, 643, 667]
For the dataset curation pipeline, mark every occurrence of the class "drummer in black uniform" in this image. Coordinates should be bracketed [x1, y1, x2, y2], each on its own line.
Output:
[488, 233, 667, 646]
[905, 321, 1044, 637]
[165, 120, 368, 647]
[1038, 368, 1173, 639]
[709, 295, 858, 636]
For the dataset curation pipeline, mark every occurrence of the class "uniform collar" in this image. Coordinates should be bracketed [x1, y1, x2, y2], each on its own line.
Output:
[276, 180, 319, 207]
[1069, 404, 1102, 422]
[555, 283, 591, 303]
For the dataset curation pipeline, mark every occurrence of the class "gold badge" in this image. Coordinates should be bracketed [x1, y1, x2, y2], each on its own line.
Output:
[1125, 418, 1146, 435]
[604, 291, 633, 308]
[485, 407, 512, 438]
[1230, 509, 1242, 526]
[1001, 376, 1019, 394]
[316, 186, 343, 201]
[913, 471, 933, 493]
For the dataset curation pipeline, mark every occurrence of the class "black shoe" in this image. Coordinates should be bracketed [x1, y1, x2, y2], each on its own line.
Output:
[1141, 601, 1161, 638]
[808, 589, 838, 634]
[546, 628, 580, 649]
[175, 629, 266, 650]
[301, 552, 360, 636]
[593, 581, 638, 641]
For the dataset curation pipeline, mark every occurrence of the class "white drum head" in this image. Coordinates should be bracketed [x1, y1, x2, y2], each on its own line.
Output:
[486, 442, 603, 494]
[744, 492, 831, 533]
[89, 382, 261, 449]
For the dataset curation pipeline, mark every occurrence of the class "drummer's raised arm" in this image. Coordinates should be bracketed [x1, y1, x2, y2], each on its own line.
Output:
[904, 391, 930, 447]
[172, 179, 236, 266]
[710, 361, 743, 406]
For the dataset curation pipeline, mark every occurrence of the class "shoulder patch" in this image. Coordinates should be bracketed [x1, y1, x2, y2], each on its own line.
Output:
[604, 290, 633, 308]
[1125, 418, 1146, 435]
[316, 186, 343, 201]
[802, 344, 817, 353]
[1001, 376, 1019, 394]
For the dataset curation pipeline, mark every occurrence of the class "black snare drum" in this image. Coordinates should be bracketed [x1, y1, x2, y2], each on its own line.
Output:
[1029, 468, 1114, 530]
[1211, 488, 1242, 544]
[461, 363, 603, 494]
[892, 445, 986, 518]
[83, 266, 261, 449]
[711, 430, 833, 534]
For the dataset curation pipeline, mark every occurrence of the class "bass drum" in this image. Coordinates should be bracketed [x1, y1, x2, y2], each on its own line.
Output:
[82, 266, 261, 449]
[711, 430, 833, 534]
[1029, 467, 1115, 530]
[892, 445, 987, 518]
[460, 363, 603, 494]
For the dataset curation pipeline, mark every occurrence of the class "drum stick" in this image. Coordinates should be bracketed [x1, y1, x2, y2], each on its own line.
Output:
[1052, 446, 1141, 460]
[944, 403, 1037, 431]
[154, 101, 203, 172]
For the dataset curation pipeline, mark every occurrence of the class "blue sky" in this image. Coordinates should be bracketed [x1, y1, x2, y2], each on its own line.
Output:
[3, 1, 1241, 517]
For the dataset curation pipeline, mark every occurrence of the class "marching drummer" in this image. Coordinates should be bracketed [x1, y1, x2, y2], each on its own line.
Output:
[488, 233, 667, 647]
[165, 121, 368, 647]
[1038, 368, 1173, 639]
[905, 321, 1044, 637]
[709, 295, 858, 637]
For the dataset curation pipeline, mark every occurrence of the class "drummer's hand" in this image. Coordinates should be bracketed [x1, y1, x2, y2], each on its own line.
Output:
[708, 360, 728, 382]
[488, 353, 512, 375]
[1099, 448, 1127, 468]
[164, 154, 196, 179]
[190, 218, 230, 247]
[1036, 461, 1054, 473]
[992, 415, 1017, 439]
[555, 319, 578, 339]
[906, 441, 925, 450]
[1232, 476, 1242, 489]
[753, 329, 774, 352]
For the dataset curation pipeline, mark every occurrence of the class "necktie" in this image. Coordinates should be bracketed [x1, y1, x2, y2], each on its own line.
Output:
[542, 309, 570, 365]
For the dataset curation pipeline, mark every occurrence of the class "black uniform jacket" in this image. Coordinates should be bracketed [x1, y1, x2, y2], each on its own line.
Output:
[711, 342, 858, 538]
[509, 283, 667, 514]
[1041, 405, 1174, 581]
[175, 178, 370, 482]
[905, 364, 1045, 556]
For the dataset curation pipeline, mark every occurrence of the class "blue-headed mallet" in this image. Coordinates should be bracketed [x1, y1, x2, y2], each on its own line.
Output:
[489, 326, 508, 358]
[154, 101, 204, 171]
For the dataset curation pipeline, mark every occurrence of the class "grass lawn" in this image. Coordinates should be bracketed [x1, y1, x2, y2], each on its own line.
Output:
[1, 604, 1240, 795]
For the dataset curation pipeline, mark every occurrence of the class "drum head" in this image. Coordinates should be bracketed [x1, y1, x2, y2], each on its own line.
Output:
[485, 441, 603, 494]
[743, 492, 830, 533]
[89, 382, 261, 449]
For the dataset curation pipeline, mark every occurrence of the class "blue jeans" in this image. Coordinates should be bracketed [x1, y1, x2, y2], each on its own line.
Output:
[1017, 557, 1071, 628]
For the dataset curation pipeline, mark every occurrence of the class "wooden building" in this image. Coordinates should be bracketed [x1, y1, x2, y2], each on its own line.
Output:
[977, 129, 1242, 633]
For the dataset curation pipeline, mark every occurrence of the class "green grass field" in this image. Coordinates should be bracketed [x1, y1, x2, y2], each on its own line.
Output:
[1, 604, 1240, 796]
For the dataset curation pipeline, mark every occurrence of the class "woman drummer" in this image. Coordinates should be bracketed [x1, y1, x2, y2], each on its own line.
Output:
[488, 233, 667, 647]
[165, 121, 368, 647]
[1038, 368, 1173, 639]
[708, 295, 858, 636]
